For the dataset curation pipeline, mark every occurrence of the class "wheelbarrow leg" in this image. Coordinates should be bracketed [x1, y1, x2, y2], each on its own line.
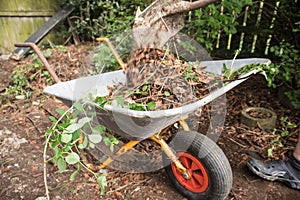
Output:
[84, 140, 141, 171]
[84, 118, 191, 173]
[150, 135, 191, 179]
[178, 118, 190, 131]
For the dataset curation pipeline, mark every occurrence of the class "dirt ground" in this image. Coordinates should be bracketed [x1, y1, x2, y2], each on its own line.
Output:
[1, 44, 300, 200]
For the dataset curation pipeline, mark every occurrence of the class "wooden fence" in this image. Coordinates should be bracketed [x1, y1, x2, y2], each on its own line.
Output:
[0, 0, 58, 54]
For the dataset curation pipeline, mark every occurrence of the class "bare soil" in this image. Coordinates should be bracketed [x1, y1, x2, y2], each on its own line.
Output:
[1, 44, 299, 200]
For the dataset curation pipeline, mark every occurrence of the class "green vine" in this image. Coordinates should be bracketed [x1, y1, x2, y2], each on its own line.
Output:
[45, 99, 118, 195]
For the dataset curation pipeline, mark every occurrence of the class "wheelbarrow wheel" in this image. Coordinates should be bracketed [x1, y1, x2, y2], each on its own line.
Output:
[162, 131, 232, 200]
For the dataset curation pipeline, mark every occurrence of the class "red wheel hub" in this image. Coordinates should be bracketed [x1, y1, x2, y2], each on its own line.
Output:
[171, 152, 209, 193]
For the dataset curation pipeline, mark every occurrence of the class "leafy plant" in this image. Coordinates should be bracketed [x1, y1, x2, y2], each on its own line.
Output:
[91, 44, 121, 73]
[186, 0, 252, 51]
[46, 100, 119, 195]
[2, 49, 54, 99]
[57, 0, 152, 42]
[267, 41, 300, 108]
[184, 64, 200, 82]
[46, 89, 158, 195]
[111, 94, 156, 111]
[267, 116, 297, 157]
[222, 61, 272, 82]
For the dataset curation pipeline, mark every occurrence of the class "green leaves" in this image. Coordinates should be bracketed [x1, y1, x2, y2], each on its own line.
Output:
[190, 0, 251, 51]
[268, 117, 298, 157]
[46, 98, 119, 195]
[61, 133, 72, 143]
[164, 91, 171, 97]
[57, 157, 67, 173]
[88, 134, 102, 144]
[74, 101, 84, 112]
[146, 101, 156, 110]
[94, 96, 109, 108]
[116, 96, 125, 107]
[65, 117, 92, 133]
[70, 170, 79, 181]
[103, 136, 119, 152]
[65, 152, 80, 165]
[96, 173, 108, 195]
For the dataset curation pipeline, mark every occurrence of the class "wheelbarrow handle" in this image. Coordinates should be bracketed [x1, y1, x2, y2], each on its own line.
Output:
[96, 37, 126, 70]
[14, 42, 61, 83]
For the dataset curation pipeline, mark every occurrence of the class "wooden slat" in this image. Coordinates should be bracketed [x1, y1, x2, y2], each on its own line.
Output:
[264, 1, 280, 55]
[12, 4, 74, 60]
[238, 6, 249, 51]
[0, 10, 55, 17]
[251, 0, 264, 53]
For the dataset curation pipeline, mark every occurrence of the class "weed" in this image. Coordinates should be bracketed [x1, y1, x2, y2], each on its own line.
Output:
[2, 48, 55, 99]
[187, 0, 252, 51]
[267, 117, 297, 157]
[45, 99, 118, 195]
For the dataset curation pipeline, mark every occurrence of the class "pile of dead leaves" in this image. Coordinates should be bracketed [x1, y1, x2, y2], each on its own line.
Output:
[105, 48, 222, 110]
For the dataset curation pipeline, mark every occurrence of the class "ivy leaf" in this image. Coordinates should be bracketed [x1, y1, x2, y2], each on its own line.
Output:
[89, 142, 95, 149]
[104, 136, 119, 152]
[53, 145, 61, 157]
[49, 116, 57, 123]
[70, 170, 79, 181]
[65, 123, 80, 133]
[78, 135, 88, 149]
[57, 157, 66, 173]
[94, 125, 106, 133]
[65, 152, 80, 164]
[61, 133, 72, 143]
[64, 117, 91, 133]
[77, 117, 92, 128]
[116, 96, 124, 107]
[97, 174, 107, 195]
[147, 101, 156, 110]
[74, 101, 84, 112]
[55, 108, 65, 115]
[88, 134, 103, 144]
[164, 91, 171, 97]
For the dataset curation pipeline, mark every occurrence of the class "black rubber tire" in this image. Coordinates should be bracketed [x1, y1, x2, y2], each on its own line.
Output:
[163, 131, 232, 200]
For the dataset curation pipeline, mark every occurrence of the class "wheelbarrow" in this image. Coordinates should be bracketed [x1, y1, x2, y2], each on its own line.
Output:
[15, 41, 271, 200]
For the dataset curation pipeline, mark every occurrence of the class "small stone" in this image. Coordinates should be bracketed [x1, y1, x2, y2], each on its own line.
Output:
[35, 197, 48, 200]
[0, 53, 11, 61]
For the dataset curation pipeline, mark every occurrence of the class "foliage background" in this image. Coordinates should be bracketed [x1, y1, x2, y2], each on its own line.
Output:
[55, 0, 299, 107]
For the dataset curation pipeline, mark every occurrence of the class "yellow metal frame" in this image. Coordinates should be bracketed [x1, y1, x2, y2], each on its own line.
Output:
[82, 39, 192, 178]
[83, 119, 191, 179]
[96, 37, 126, 69]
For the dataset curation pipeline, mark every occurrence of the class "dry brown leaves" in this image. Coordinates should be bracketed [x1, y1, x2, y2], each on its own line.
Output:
[107, 48, 222, 110]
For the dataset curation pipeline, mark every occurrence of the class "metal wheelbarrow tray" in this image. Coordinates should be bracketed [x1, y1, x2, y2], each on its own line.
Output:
[44, 58, 271, 140]
[43, 57, 271, 200]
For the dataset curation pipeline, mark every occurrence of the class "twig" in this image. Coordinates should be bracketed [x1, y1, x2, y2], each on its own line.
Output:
[229, 49, 240, 76]
[237, 127, 266, 135]
[25, 115, 41, 134]
[286, 127, 300, 140]
[106, 178, 151, 195]
[228, 137, 247, 148]
[43, 106, 74, 200]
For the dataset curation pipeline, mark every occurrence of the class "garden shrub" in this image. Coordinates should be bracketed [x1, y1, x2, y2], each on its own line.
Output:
[57, 0, 151, 42]
[56, 0, 299, 108]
